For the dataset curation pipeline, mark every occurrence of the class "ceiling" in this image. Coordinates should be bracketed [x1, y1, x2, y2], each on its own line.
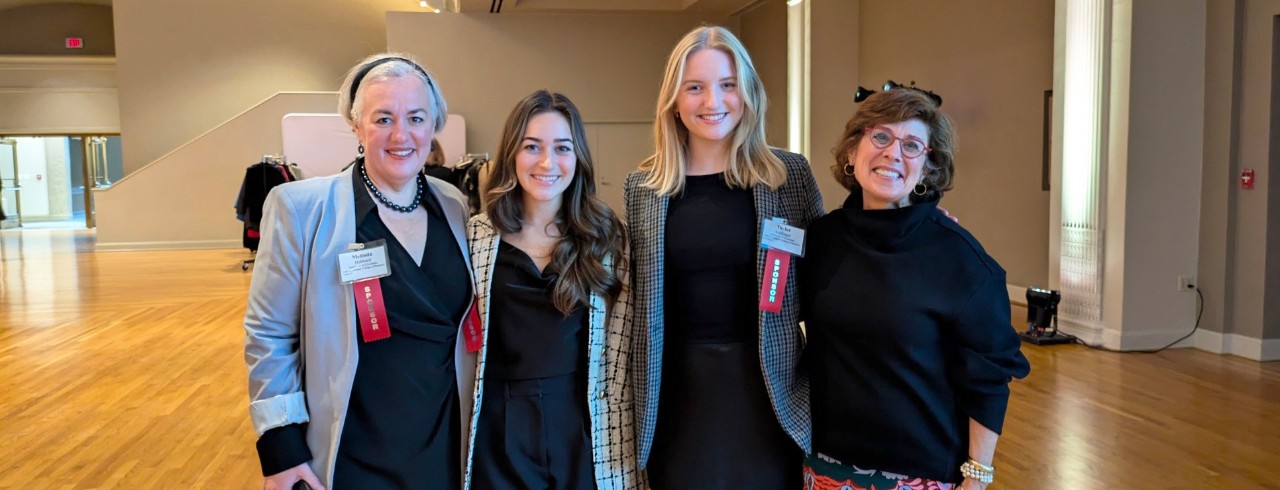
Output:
[454, 0, 765, 15]
[0, 0, 762, 15]
[0, 0, 110, 10]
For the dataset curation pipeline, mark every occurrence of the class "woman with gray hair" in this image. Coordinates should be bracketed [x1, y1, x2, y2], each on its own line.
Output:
[244, 53, 476, 490]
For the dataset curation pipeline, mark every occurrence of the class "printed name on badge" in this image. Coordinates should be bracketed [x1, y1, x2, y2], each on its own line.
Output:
[339, 240, 391, 284]
[760, 218, 806, 257]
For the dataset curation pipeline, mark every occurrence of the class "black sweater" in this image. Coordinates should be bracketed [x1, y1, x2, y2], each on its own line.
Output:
[799, 190, 1031, 483]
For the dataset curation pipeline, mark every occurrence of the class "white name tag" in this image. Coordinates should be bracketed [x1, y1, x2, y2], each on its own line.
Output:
[339, 240, 391, 284]
[760, 218, 805, 257]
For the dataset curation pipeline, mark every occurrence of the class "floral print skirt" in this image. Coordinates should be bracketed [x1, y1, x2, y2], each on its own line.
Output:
[803, 453, 955, 490]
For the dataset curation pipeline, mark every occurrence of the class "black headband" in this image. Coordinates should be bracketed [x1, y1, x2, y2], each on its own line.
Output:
[348, 57, 435, 106]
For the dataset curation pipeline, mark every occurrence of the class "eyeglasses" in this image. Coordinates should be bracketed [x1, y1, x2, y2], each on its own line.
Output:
[867, 126, 930, 158]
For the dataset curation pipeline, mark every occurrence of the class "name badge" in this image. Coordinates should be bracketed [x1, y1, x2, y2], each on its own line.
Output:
[758, 218, 802, 313]
[342, 240, 393, 343]
[760, 218, 805, 257]
[339, 240, 391, 284]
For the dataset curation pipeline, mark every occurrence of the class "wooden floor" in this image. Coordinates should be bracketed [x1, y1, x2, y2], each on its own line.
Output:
[2, 229, 1279, 489]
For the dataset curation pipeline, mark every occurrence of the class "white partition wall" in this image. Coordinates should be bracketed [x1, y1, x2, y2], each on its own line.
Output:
[282, 113, 466, 178]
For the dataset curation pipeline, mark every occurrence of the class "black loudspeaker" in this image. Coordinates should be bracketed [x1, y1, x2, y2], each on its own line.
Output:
[1019, 287, 1076, 346]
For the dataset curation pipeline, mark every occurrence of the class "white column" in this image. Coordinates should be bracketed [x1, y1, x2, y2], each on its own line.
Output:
[1058, 0, 1110, 332]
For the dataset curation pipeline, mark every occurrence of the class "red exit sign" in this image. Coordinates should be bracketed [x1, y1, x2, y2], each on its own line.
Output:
[65, 38, 83, 49]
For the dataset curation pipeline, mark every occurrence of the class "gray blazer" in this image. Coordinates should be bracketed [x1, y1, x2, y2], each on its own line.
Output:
[462, 214, 644, 489]
[623, 148, 824, 467]
[243, 167, 477, 488]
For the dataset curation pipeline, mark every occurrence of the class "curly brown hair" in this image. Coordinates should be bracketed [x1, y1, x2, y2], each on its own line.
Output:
[832, 89, 956, 204]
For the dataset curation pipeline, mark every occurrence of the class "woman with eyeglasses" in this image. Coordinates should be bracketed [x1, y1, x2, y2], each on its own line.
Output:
[798, 89, 1030, 490]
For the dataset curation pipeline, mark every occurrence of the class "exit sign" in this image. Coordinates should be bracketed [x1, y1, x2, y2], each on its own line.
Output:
[65, 38, 83, 49]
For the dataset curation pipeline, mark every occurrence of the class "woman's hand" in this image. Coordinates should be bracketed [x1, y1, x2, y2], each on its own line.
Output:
[263, 462, 325, 490]
[958, 478, 988, 490]
[937, 206, 959, 223]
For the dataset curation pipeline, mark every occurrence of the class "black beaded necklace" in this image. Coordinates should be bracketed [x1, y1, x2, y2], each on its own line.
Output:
[359, 161, 424, 213]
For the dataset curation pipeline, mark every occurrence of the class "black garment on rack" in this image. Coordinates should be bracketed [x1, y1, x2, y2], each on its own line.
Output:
[422, 165, 461, 190]
[454, 156, 489, 216]
[236, 162, 294, 251]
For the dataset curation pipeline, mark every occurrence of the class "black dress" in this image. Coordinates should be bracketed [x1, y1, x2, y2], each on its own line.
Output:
[253, 171, 471, 489]
[330, 171, 472, 489]
[470, 240, 595, 489]
[648, 173, 801, 489]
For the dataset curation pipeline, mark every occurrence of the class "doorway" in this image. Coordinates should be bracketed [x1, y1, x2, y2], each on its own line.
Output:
[0, 135, 123, 230]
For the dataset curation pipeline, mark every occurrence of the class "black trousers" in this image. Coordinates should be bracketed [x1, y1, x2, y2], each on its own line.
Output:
[471, 372, 596, 490]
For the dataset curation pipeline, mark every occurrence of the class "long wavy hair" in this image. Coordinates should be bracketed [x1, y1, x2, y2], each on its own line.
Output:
[484, 90, 626, 314]
[640, 25, 786, 196]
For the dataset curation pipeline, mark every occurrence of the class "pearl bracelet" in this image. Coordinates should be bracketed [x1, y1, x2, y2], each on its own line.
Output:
[960, 459, 995, 484]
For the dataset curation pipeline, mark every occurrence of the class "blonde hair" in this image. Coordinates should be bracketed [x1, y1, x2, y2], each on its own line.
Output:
[640, 25, 785, 195]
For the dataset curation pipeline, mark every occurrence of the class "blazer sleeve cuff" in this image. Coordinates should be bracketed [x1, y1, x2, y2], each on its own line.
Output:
[256, 423, 313, 476]
[249, 392, 310, 436]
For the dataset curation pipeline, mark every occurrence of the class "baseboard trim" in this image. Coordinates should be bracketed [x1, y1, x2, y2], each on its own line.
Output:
[1192, 330, 1280, 361]
[1006, 283, 1279, 361]
[96, 239, 241, 252]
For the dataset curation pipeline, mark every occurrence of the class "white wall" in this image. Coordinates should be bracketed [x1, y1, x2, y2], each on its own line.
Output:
[94, 92, 338, 250]
[0, 56, 119, 134]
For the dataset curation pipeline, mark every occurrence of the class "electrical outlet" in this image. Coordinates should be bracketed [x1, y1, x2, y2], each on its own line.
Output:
[1177, 275, 1196, 291]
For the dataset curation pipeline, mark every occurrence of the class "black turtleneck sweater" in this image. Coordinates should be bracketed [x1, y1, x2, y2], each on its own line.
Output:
[799, 190, 1031, 483]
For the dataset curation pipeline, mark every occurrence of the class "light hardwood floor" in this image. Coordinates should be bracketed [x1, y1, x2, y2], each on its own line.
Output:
[2, 229, 1278, 489]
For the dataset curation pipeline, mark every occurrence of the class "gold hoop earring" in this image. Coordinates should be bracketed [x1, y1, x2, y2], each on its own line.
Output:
[913, 181, 928, 196]
[843, 163, 855, 176]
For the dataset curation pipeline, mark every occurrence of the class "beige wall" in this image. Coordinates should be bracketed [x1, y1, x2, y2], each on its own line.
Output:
[1235, 0, 1280, 339]
[387, 12, 734, 210]
[1268, 14, 1280, 340]
[853, 0, 1055, 289]
[0, 4, 115, 56]
[1198, 0, 1243, 335]
[112, 0, 411, 175]
[809, 0, 860, 211]
[0, 56, 119, 134]
[740, 0, 788, 149]
[95, 93, 336, 249]
[1113, 0, 1206, 346]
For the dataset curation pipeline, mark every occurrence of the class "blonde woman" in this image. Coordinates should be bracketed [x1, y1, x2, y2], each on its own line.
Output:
[464, 90, 642, 489]
[624, 26, 822, 488]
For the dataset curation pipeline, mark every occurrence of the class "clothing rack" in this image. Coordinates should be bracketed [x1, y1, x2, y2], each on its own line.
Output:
[454, 153, 491, 216]
[238, 154, 299, 271]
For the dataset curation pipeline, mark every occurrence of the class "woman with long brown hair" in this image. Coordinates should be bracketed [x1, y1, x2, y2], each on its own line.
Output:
[463, 90, 642, 489]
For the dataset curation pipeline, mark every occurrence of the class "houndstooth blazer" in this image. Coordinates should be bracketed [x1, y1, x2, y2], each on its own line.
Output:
[624, 148, 824, 468]
[462, 213, 645, 490]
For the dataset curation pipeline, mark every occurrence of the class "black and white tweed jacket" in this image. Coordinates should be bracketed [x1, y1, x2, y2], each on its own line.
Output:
[624, 148, 824, 468]
[462, 213, 645, 490]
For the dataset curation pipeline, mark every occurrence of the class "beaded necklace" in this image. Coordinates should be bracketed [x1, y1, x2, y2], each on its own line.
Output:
[359, 161, 424, 213]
